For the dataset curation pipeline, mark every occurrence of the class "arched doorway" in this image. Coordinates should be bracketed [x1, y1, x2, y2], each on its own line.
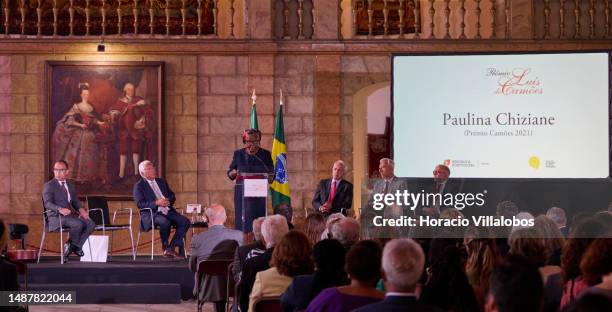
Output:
[352, 82, 390, 216]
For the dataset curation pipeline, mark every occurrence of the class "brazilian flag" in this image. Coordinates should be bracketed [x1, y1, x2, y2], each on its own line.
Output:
[271, 103, 290, 208]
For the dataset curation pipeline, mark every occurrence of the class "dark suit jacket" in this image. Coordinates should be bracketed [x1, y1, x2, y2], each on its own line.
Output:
[312, 179, 353, 215]
[42, 179, 82, 231]
[133, 178, 177, 231]
[232, 240, 265, 282]
[239, 247, 273, 312]
[280, 272, 349, 312]
[354, 295, 444, 312]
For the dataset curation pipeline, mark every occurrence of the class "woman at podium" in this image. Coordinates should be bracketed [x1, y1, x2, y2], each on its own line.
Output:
[227, 129, 274, 232]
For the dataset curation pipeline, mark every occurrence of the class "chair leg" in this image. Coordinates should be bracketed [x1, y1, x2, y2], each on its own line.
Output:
[129, 227, 135, 261]
[150, 228, 154, 261]
[136, 230, 141, 259]
[37, 231, 46, 263]
[60, 229, 64, 264]
[109, 231, 114, 260]
[87, 238, 92, 261]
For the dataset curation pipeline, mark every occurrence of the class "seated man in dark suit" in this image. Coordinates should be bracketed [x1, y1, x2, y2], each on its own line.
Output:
[190, 204, 243, 312]
[421, 164, 460, 216]
[312, 160, 353, 216]
[238, 215, 289, 312]
[133, 160, 190, 258]
[355, 238, 442, 312]
[42, 160, 95, 261]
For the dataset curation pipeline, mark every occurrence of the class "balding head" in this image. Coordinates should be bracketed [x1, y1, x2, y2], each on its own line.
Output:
[382, 238, 425, 292]
[330, 217, 360, 249]
[205, 204, 227, 226]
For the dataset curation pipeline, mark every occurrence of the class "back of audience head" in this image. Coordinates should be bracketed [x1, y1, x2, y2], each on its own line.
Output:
[382, 238, 425, 293]
[546, 207, 567, 229]
[205, 203, 227, 225]
[304, 212, 326, 245]
[330, 217, 360, 249]
[252, 217, 265, 242]
[511, 211, 534, 233]
[262, 214, 289, 249]
[440, 207, 465, 219]
[579, 237, 612, 286]
[345, 240, 382, 286]
[271, 230, 313, 277]
[508, 227, 548, 267]
[496, 201, 519, 218]
[313, 239, 346, 274]
[485, 256, 543, 312]
[534, 215, 565, 263]
[561, 217, 608, 282]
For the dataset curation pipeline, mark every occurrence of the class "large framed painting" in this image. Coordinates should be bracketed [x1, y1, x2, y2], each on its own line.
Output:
[45, 61, 164, 199]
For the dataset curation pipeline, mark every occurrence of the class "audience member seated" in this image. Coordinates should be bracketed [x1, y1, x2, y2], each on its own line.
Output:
[281, 239, 349, 311]
[534, 215, 565, 266]
[355, 238, 443, 312]
[304, 213, 325, 246]
[190, 204, 243, 312]
[320, 213, 345, 240]
[306, 240, 384, 312]
[420, 237, 479, 312]
[233, 217, 265, 283]
[485, 256, 544, 312]
[511, 211, 535, 233]
[239, 215, 289, 312]
[248, 230, 313, 312]
[464, 226, 501, 308]
[494, 200, 519, 257]
[560, 217, 608, 309]
[0, 219, 19, 292]
[508, 227, 560, 284]
[579, 237, 612, 296]
[312, 160, 353, 216]
[329, 217, 360, 250]
[547, 207, 569, 237]
[560, 291, 612, 312]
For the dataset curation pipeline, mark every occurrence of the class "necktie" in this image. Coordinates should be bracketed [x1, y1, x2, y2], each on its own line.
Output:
[150, 181, 169, 215]
[61, 182, 70, 201]
[383, 181, 390, 195]
[327, 181, 337, 205]
[436, 183, 442, 194]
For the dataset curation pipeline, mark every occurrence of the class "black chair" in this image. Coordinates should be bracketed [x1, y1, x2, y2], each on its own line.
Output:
[9, 223, 28, 249]
[195, 259, 234, 312]
[37, 201, 91, 264]
[86, 196, 135, 260]
[135, 208, 187, 260]
[252, 296, 282, 312]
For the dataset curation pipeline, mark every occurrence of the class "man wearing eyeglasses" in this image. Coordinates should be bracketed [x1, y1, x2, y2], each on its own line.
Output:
[42, 160, 95, 261]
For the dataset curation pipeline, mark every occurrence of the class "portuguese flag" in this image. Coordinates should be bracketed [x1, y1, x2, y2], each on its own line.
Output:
[271, 102, 291, 208]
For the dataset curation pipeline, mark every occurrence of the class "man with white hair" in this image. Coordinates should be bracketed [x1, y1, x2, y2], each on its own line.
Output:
[546, 207, 568, 237]
[330, 217, 361, 250]
[355, 238, 442, 312]
[190, 204, 243, 312]
[367, 158, 410, 218]
[133, 160, 190, 258]
[312, 160, 353, 216]
[239, 215, 289, 312]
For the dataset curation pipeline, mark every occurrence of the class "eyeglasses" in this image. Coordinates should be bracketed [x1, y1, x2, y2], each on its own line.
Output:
[245, 140, 259, 144]
[53, 168, 67, 172]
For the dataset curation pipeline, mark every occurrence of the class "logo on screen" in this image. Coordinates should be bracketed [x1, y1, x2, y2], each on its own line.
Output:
[528, 156, 540, 170]
[488, 67, 544, 96]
